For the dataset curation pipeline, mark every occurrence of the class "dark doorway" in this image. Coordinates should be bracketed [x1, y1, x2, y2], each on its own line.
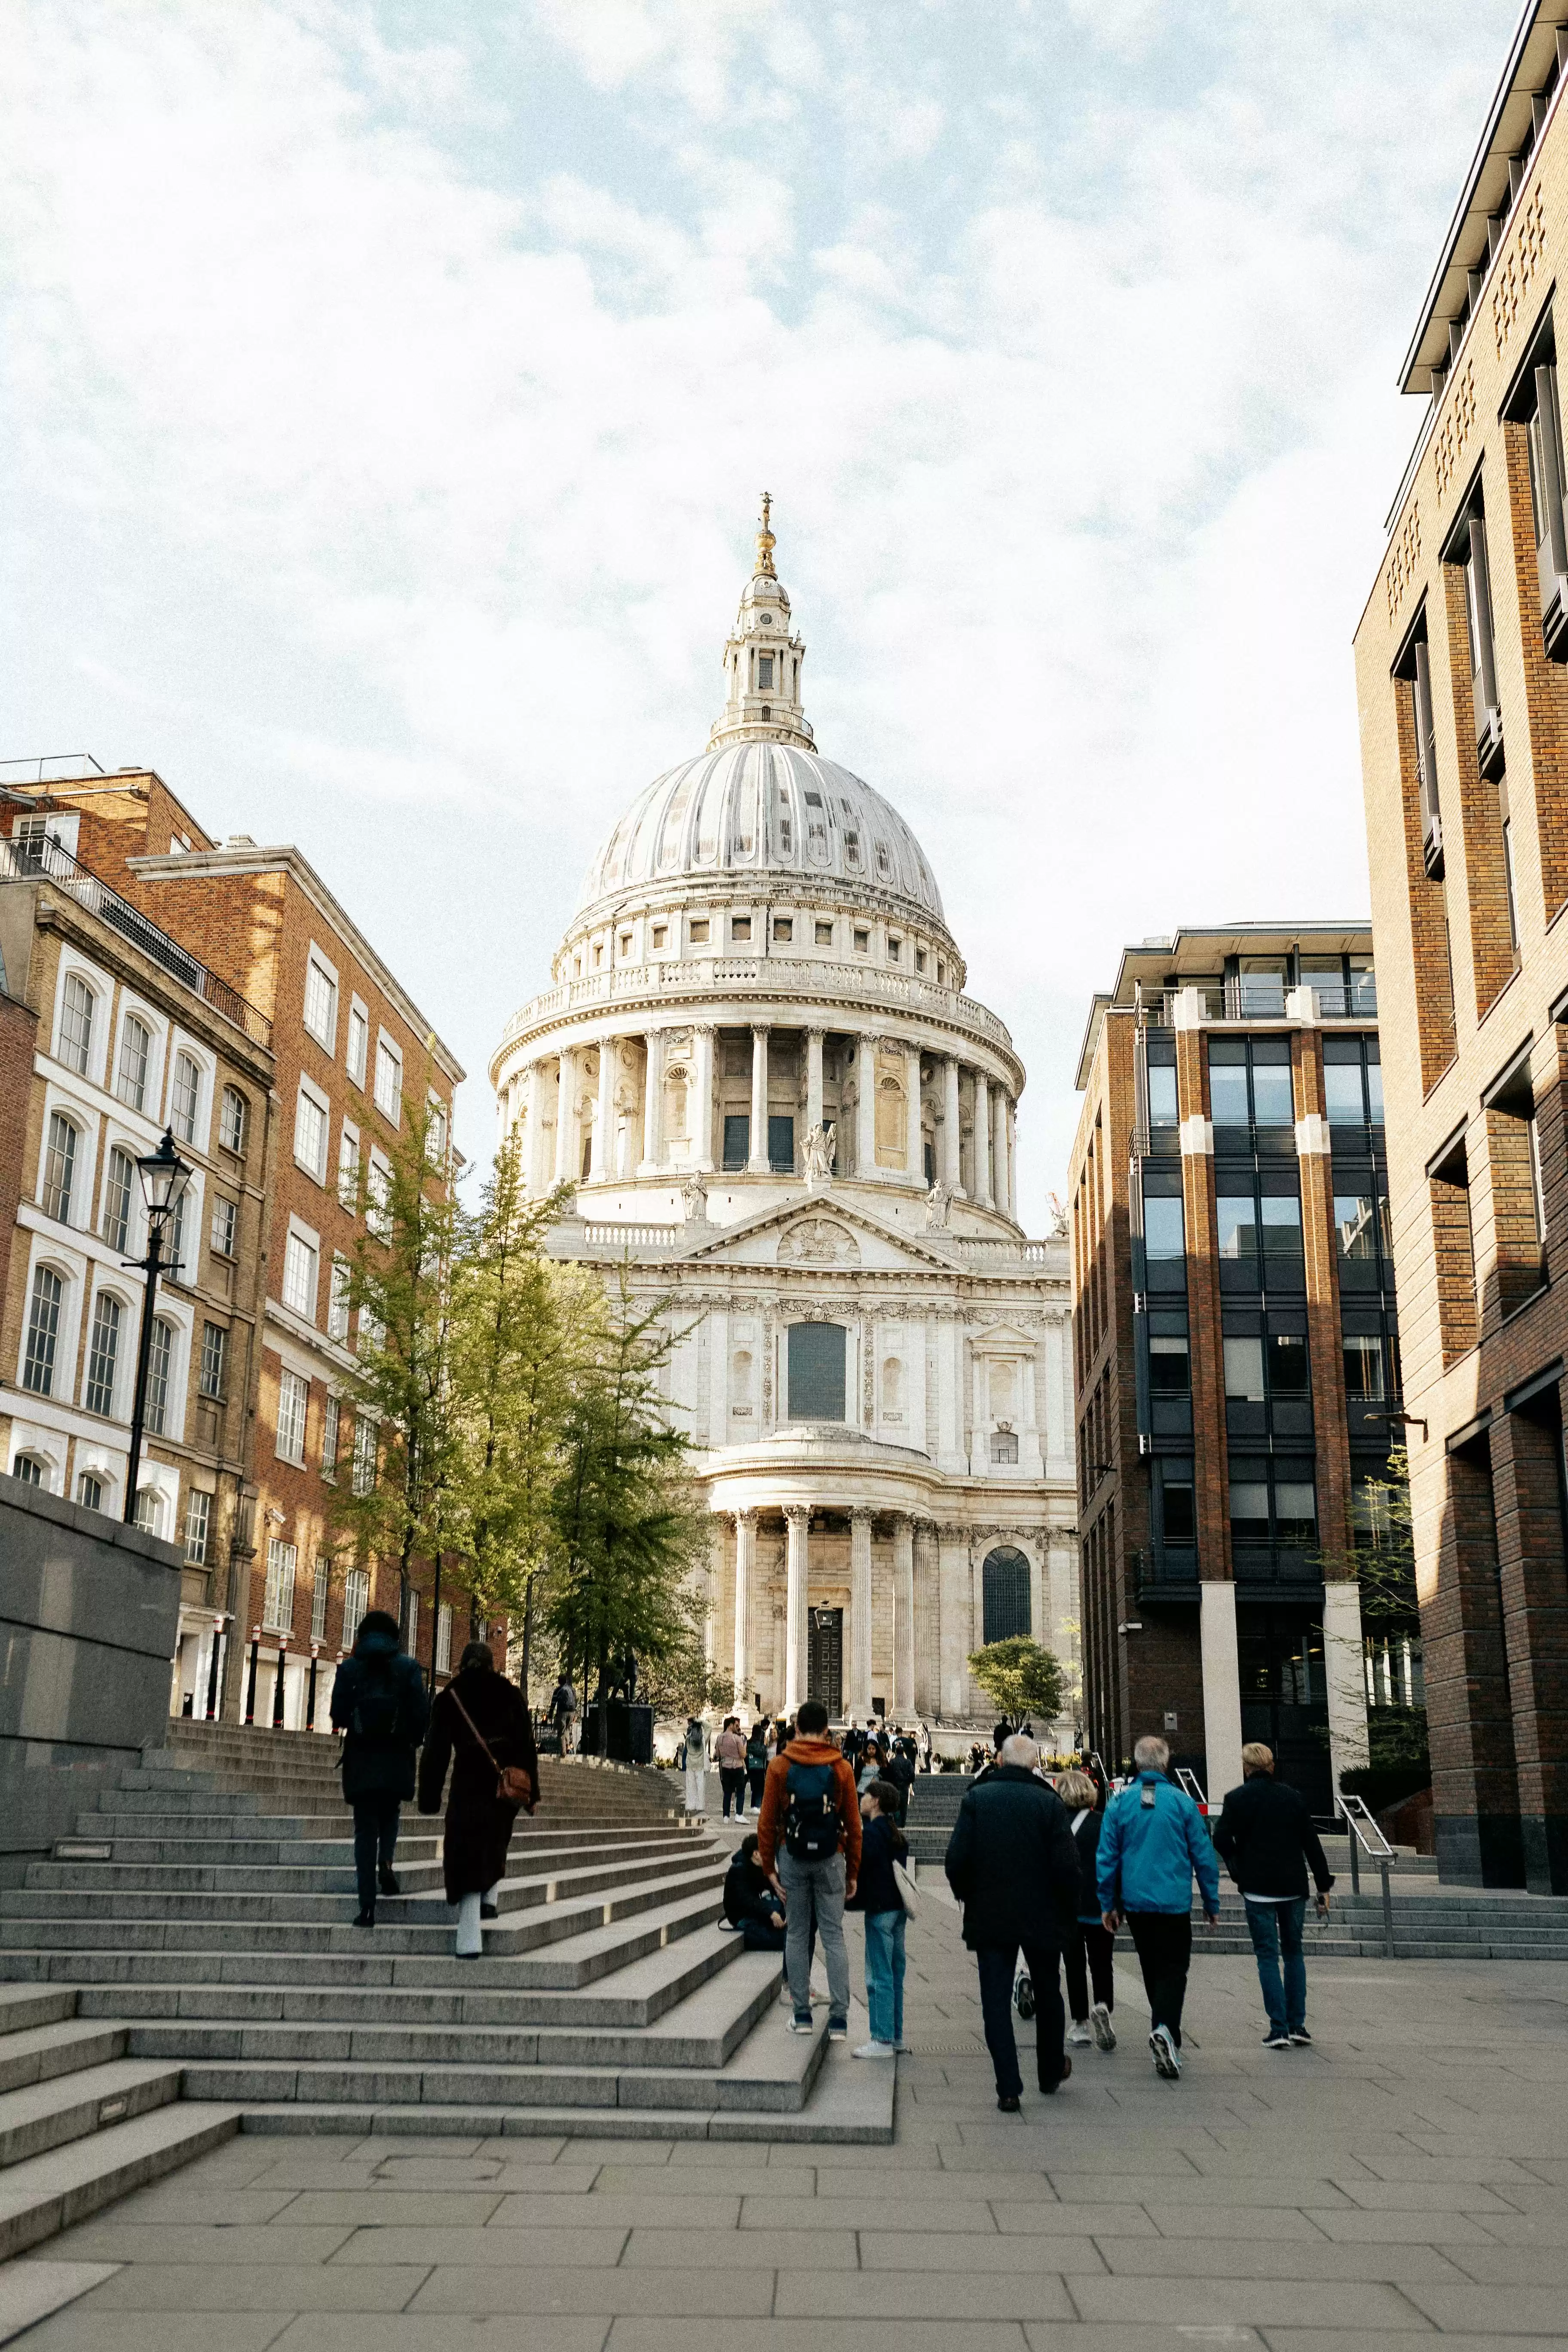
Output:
[808, 1607, 843, 1715]
[722, 1114, 750, 1170]
[1238, 1607, 1332, 1813]
[768, 1115, 795, 1171]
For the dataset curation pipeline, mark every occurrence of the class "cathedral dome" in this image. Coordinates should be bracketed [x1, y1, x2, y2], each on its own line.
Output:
[576, 741, 944, 923]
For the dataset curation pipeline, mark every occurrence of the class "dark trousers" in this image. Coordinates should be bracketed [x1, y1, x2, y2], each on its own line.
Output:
[975, 1941, 1066, 2098]
[747, 1767, 767, 1808]
[1062, 1918, 1117, 2020]
[1127, 1911, 1192, 2045]
[719, 1767, 747, 1818]
[352, 1794, 401, 1910]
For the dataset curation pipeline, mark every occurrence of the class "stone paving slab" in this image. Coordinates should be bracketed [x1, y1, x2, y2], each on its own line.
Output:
[7, 1893, 1568, 2346]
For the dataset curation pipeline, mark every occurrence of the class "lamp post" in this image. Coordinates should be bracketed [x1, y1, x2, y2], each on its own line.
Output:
[123, 1128, 193, 1526]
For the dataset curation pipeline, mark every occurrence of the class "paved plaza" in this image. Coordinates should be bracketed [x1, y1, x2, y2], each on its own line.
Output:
[2, 1871, 1566, 2352]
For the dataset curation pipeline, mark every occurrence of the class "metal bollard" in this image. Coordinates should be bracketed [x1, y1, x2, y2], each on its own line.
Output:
[1379, 1856, 1395, 1959]
[1348, 1825, 1360, 1896]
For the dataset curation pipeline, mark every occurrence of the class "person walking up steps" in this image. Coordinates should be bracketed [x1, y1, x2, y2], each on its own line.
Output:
[417, 1641, 538, 1958]
[945, 1733, 1081, 2112]
[680, 1715, 710, 1819]
[757, 1698, 860, 2043]
[1213, 1741, 1333, 2050]
[745, 1719, 770, 1814]
[1056, 1767, 1117, 2053]
[715, 1716, 748, 1818]
[848, 1778, 909, 2059]
[1097, 1734, 1220, 2080]
[330, 1608, 429, 1928]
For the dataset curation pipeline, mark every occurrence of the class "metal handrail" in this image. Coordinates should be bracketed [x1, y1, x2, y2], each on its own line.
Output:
[0, 833, 271, 1047]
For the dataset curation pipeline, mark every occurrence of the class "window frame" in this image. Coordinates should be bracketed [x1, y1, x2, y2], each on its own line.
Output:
[303, 942, 340, 1054]
[275, 1366, 309, 1464]
[346, 996, 370, 1088]
[373, 1032, 403, 1124]
[294, 1077, 330, 1184]
[282, 1219, 321, 1323]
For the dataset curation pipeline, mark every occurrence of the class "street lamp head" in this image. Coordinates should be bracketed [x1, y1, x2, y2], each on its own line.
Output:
[137, 1129, 193, 1225]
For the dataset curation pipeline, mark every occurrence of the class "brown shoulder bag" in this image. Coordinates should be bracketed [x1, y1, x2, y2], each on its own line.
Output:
[449, 1687, 536, 1810]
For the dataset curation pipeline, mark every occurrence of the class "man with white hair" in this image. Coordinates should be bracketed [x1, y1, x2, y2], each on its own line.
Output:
[1097, 1734, 1220, 2080]
[943, 1733, 1081, 2112]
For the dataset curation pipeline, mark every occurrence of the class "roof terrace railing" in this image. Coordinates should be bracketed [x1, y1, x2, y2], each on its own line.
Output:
[0, 832, 272, 1048]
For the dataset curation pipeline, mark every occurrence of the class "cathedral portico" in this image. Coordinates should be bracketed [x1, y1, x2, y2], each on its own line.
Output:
[489, 504, 1078, 1743]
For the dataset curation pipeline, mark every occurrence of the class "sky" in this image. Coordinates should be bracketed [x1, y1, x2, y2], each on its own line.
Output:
[0, 0, 1523, 1230]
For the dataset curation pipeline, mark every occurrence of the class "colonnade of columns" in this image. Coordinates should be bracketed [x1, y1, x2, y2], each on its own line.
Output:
[505, 1024, 1021, 1216]
[720, 1504, 933, 1722]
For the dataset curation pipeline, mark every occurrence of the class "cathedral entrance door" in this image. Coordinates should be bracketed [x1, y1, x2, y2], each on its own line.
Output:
[808, 1608, 843, 1718]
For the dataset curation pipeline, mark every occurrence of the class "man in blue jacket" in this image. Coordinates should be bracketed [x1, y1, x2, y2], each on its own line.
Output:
[1097, 1733, 1220, 2079]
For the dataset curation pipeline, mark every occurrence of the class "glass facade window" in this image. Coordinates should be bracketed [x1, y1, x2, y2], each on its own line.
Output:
[1224, 1336, 1265, 1401]
[1216, 1195, 1256, 1261]
[1160, 1461, 1196, 1547]
[1148, 1335, 1190, 1391]
[1343, 1332, 1386, 1400]
[1147, 1064, 1178, 1124]
[1260, 1196, 1302, 1257]
[1143, 1195, 1185, 1258]
[1250, 1062, 1295, 1126]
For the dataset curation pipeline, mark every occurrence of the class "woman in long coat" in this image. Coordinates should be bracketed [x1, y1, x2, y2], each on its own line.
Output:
[417, 1642, 538, 1957]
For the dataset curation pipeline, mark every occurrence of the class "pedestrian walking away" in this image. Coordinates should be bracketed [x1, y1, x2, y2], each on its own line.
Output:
[1096, 1734, 1220, 2080]
[329, 1608, 430, 1928]
[1056, 1767, 1117, 2052]
[714, 1715, 748, 1817]
[757, 1697, 861, 2040]
[680, 1715, 710, 1819]
[944, 1732, 1081, 2111]
[745, 1719, 770, 1812]
[1213, 1740, 1333, 2048]
[848, 1778, 910, 2058]
[547, 1674, 577, 1755]
[417, 1642, 539, 1957]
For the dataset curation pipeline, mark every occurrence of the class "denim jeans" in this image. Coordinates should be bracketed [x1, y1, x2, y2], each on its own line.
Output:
[975, 1941, 1066, 2097]
[863, 1908, 906, 2045]
[1244, 1896, 1308, 2034]
[352, 1794, 400, 1911]
[777, 1849, 849, 2022]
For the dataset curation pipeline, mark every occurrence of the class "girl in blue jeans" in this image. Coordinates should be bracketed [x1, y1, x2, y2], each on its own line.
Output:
[849, 1781, 908, 2058]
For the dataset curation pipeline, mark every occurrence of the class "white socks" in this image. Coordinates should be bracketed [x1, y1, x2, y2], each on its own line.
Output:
[456, 1892, 483, 1957]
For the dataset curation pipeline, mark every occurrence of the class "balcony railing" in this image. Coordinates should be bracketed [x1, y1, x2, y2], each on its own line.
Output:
[0, 833, 272, 1047]
[1133, 976, 1375, 1027]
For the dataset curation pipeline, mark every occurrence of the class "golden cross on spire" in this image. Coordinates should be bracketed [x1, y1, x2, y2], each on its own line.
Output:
[755, 490, 776, 577]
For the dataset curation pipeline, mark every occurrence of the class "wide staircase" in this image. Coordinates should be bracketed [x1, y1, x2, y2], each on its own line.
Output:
[0, 1722, 890, 2253]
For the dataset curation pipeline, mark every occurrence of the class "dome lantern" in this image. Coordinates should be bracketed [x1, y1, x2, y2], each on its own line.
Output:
[708, 494, 815, 754]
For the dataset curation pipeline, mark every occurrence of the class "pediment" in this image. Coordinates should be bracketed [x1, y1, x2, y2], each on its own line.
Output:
[682, 1195, 965, 1274]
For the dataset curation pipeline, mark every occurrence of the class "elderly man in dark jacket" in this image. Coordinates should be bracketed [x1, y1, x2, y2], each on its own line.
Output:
[1213, 1741, 1333, 2049]
[329, 1609, 430, 1927]
[944, 1732, 1082, 2110]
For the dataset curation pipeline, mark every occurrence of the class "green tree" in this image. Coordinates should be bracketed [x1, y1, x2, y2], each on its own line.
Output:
[545, 1268, 710, 1701]
[332, 1087, 457, 1638]
[966, 1638, 1066, 1731]
[1312, 1448, 1428, 1783]
[446, 1135, 590, 1684]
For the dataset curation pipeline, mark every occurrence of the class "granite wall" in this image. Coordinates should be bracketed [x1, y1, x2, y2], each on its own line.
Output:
[0, 1473, 182, 1886]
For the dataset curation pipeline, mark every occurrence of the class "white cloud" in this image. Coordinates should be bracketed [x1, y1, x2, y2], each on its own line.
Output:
[0, 0, 1520, 1213]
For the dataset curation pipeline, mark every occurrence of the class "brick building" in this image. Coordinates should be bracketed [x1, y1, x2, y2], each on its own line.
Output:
[1354, 6, 1568, 1890]
[0, 805, 273, 1713]
[1071, 926, 1389, 1812]
[0, 771, 464, 1724]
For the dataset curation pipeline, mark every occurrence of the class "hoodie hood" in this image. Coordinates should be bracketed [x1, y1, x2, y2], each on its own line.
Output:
[783, 1736, 844, 1765]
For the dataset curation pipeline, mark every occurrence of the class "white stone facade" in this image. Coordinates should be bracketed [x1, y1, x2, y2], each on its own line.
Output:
[489, 505, 1078, 1737]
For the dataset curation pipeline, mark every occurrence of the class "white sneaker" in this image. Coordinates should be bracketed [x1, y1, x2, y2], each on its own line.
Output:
[1066, 2022, 1092, 2046]
[853, 2040, 897, 2060]
[1090, 2002, 1117, 2051]
[1149, 2024, 1181, 2079]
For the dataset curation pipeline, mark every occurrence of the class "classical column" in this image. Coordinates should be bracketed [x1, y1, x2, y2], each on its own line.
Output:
[904, 1041, 925, 1184]
[992, 1087, 1009, 1216]
[553, 1050, 576, 1185]
[1323, 1578, 1371, 1799]
[805, 1027, 825, 1133]
[693, 1024, 716, 1170]
[857, 1036, 878, 1178]
[784, 1504, 810, 1714]
[943, 1056, 964, 1193]
[892, 1514, 915, 1716]
[1200, 1582, 1244, 1805]
[521, 1064, 542, 1192]
[974, 1070, 993, 1208]
[937, 1523, 970, 1718]
[639, 1031, 663, 1174]
[733, 1507, 756, 1706]
[1006, 1098, 1018, 1218]
[849, 1506, 874, 1718]
[591, 1036, 616, 1181]
[747, 1024, 771, 1172]
[913, 1519, 940, 1716]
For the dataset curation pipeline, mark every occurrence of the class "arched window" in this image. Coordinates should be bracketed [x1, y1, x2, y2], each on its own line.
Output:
[665, 1069, 688, 1142]
[220, 1086, 247, 1154]
[41, 1112, 78, 1223]
[12, 1454, 47, 1488]
[22, 1265, 64, 1395]
[116, 1014, 152, 1112]
[787, 1321, 846, 1421]
[170, 1051, 201, 1144]
[83, 1292, 122, 1417]
[144, 1318, 175, 1436]
[58, 972, 95, 1074]
[77, 1470, 105, 1513]
[134, 1489, 160, 1534]
[101, 1147, 135, 1253]
[990, 1428, 1019, 1464]
[982, 1546, 1031, 1644]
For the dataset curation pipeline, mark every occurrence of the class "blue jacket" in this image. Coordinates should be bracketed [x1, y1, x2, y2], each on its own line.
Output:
[1097, 1772, 1221, 1917]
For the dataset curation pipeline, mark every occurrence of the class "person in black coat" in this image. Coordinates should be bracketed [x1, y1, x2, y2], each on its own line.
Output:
[1212, 1741, 1333, 2046]
[1056, 1767, 1118, 2051]
[417, 1642, 538, 1957]
[944, 1735, 1082, 2110]
[330, 1608, 431, 1927]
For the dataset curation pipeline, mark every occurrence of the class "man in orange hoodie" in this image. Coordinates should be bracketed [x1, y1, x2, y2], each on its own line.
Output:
[757, 1698, 862, 2039]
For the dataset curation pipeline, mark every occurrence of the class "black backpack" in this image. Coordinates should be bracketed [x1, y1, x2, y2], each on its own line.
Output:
[783, 1759, 841, 1861]
[350, 1659, 404, 1742]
